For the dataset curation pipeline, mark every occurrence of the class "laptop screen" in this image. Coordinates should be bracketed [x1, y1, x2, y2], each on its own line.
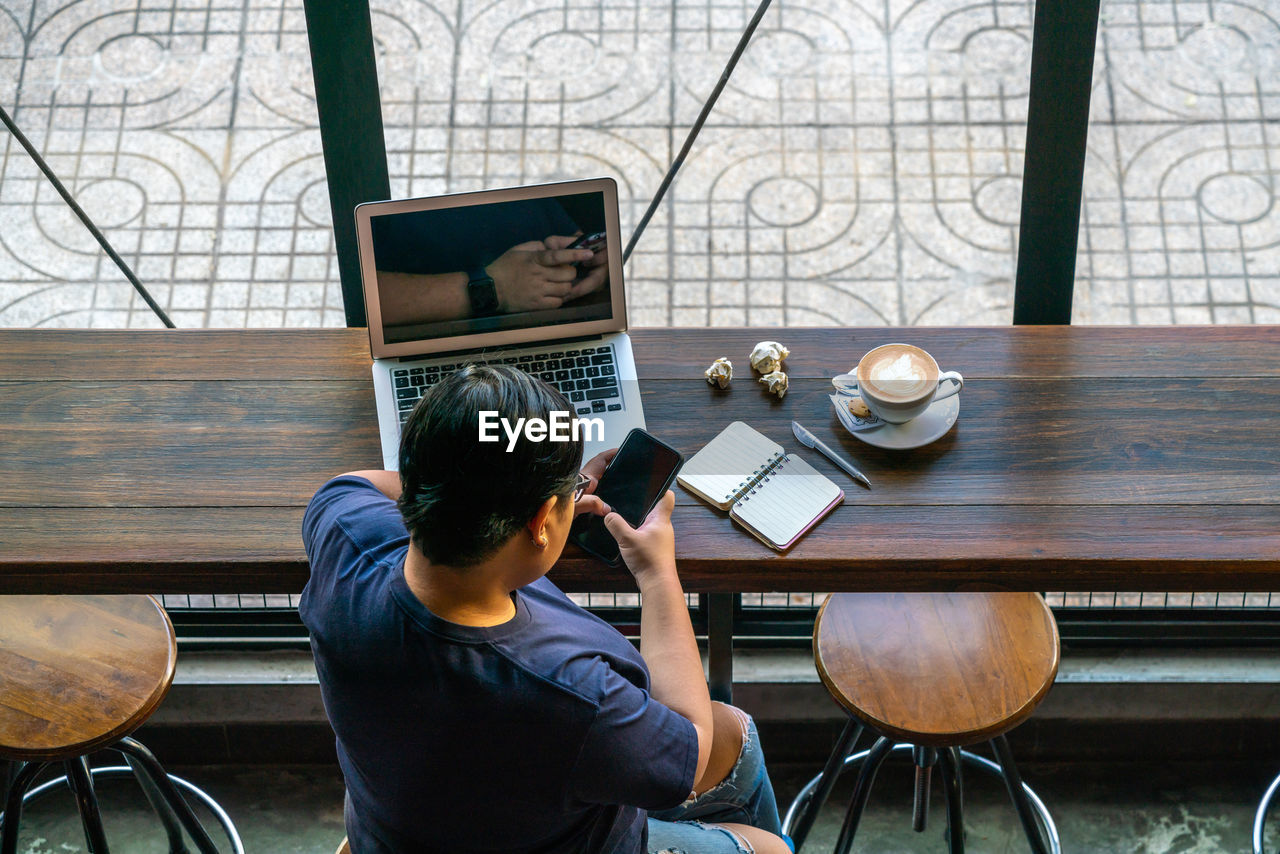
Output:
[366, 190, 616, 347]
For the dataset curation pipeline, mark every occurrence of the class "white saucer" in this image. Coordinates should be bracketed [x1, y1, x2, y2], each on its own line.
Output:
[839, 394, 960, 450]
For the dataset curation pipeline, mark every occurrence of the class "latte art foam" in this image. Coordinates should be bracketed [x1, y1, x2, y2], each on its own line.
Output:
[874, 354, 925, 383]
[858, 344, 938, 402]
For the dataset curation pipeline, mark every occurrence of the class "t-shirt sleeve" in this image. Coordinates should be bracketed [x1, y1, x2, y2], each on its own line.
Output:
[547, 199, 580, 236]
[568, 657, 699, 811]
[301, 475, 409, 582]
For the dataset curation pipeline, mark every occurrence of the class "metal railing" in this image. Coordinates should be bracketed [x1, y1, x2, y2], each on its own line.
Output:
[160, 591, 1280, 649]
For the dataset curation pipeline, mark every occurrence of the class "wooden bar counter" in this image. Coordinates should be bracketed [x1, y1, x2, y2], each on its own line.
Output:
[2, 326, 1278, 594]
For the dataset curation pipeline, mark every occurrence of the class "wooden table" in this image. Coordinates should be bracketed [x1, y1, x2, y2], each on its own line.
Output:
[3, 326, 1279, 701]
[4, 326, 1279, 593]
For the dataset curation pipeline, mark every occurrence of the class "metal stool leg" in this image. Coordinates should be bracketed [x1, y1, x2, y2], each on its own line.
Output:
[113, 738, 222, 854]
[66, 756, 111, 854]
[991, 736, 1050, 854]
[1252, 770, 1280, 854]
[957, 748, 1060, 853]
[938, 745, 965, 853]
[18, 767, 243, 854]
[123, 753, 192, 854]
[950, 748, 964, 816]
[1, 761, 47, 854]
[784, 719, 862, 851]
[833, 736, 894, 854]
[784, 740, 1058, 854]
[1, 762, 14, 809]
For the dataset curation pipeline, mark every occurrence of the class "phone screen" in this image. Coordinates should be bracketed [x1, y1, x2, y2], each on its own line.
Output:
[571, 429, 683, 565]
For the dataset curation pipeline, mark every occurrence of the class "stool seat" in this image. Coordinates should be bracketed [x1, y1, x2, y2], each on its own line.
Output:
[814, 592, 1059, 747]
[788, 592, 1062, 854]
[0, 595, 176, 761]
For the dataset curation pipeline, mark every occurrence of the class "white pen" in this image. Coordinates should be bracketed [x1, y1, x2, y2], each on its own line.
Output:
[791, 420, 872, 488]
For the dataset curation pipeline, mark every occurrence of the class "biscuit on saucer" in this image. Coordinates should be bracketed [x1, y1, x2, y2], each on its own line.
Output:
[846, 397, 872, 418]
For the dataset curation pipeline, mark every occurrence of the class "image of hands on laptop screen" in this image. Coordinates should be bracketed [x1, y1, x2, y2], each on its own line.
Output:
[371, 192, 612, 344]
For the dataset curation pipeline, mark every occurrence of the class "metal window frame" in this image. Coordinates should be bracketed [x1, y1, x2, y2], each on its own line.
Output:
[1013, 0, 1103, 324]
[303, 0, 1100, 329]
[302, 0, 389, 328]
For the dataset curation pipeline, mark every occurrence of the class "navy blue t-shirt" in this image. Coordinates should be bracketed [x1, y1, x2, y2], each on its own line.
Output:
[300, 476, 698, 853]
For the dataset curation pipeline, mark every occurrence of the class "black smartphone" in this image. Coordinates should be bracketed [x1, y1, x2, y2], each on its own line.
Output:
[567, 231, 607, 268]
[570, 429, 683, 567]
[567, 230, 607, 253]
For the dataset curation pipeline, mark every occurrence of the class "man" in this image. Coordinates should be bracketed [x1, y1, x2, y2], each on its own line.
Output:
[301, 365, 790, 853]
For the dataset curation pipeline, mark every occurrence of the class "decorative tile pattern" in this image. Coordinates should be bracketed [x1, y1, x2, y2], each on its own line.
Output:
[1081, 0, 1280, 324]
[0, 0, 1276, 329]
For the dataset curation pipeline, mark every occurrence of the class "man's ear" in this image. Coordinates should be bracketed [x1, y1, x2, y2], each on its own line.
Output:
[526, 495, 560, 540]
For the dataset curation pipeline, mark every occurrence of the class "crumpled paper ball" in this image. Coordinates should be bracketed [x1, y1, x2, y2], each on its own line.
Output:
[758, 369, 789, 399]
[749, 341, 790, 374]
[704, 357, 733, 389]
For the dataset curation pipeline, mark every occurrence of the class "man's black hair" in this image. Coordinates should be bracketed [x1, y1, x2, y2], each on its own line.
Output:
[397, 364, 583, 567]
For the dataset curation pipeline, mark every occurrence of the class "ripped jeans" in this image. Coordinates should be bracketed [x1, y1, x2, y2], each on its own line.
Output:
[645, 709, 782, 854]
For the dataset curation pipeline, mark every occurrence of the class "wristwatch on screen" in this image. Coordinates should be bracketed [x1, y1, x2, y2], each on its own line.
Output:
[466, 266, 499, 317]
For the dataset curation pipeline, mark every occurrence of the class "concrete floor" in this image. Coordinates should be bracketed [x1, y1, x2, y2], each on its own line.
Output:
[7, 759, 1277, 853]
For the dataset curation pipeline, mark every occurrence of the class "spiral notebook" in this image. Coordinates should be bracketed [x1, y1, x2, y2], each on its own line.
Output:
[677, 422, 845, 550]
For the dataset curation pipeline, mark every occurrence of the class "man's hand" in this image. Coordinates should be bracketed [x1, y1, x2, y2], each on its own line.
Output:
[546, 234, 609, 304]
[485, 240, 594, 313]
[603, 490, 677, 585]
[573, 448, 616, 519]
[544, 234, 583, 252]
[566, 258, 608, 302]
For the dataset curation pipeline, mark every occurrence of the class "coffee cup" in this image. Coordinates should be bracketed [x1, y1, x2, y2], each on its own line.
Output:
[831, 343, 963, 424]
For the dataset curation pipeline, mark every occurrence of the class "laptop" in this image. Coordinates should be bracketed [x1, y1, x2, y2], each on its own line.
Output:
[355, 177, 646, 470]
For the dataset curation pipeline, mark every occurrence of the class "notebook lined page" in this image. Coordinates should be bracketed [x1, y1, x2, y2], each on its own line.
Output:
[677, 422, 783, 509]
[730, 454, 844, 549]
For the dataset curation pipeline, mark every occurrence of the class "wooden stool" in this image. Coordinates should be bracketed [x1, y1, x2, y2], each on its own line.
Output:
[335, 836, 351, 854]
[0, 595, 243, 854]
[782, 593, 1061, 853]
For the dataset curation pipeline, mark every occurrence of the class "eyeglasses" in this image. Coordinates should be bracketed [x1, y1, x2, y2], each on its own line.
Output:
[573, 473, 591, 502]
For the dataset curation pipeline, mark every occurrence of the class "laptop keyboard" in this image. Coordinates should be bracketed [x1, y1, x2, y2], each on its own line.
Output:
[391, 344, 621, 426]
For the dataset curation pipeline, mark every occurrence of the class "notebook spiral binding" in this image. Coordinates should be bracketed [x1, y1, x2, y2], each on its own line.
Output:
[730, 451, 786, 504]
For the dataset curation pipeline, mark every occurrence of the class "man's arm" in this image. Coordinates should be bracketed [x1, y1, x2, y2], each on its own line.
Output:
[340, 470, 402, 501]
[377, 271, 471, 325]
[377, 241, 596, 326]
[603, 492, 713, 788]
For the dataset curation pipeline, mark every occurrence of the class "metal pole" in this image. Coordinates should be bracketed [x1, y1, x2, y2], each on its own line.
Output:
[301, 0, 391, 328]
[1012, 0, 1102, 324]
[707, 593, 736, 703]
[0, 104, 174, 328]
